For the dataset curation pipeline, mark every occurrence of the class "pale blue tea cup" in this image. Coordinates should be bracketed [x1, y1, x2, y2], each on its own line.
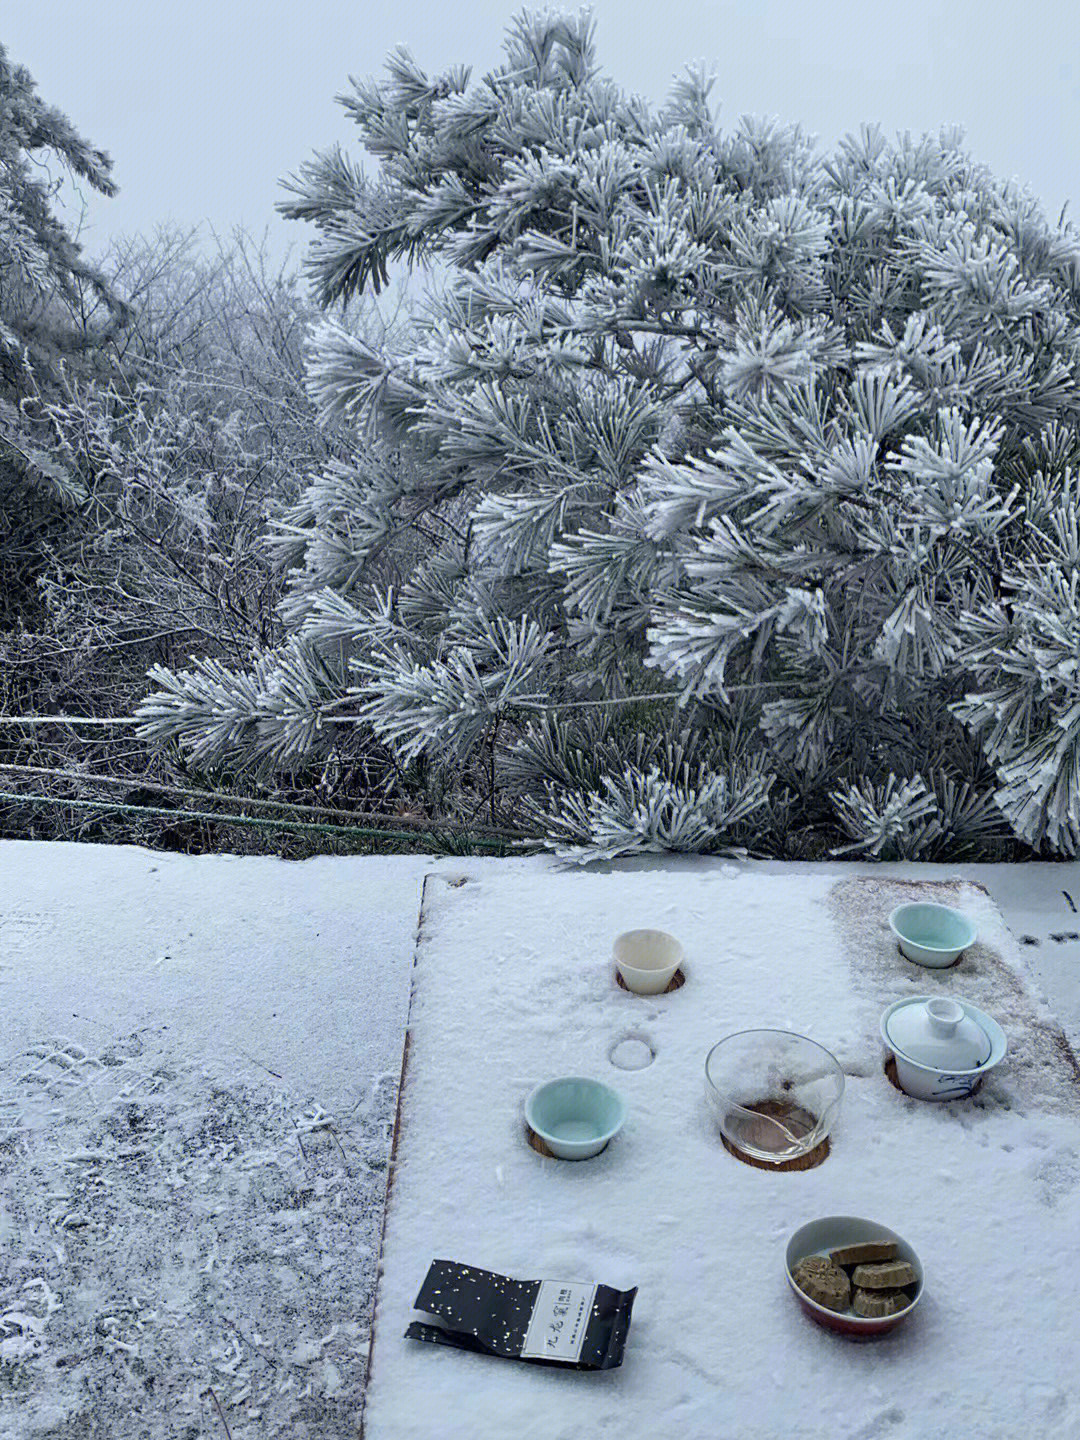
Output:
[889, 902, 976, 967]
[525, 1077, 626, 1160]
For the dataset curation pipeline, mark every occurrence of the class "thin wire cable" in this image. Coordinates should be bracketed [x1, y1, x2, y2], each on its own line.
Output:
[0, 791, 521, 851]
[0, 681, 770, 731]
[0, 687, 726, 731]
[0, 716, 138, 727]
[0, 763, 526, 838]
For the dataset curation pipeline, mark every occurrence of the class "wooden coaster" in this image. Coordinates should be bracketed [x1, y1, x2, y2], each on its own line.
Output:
[615, 967, 686, 994]
[526, 1123, 557, 1158]
[719, 1100, 830, 1171]
[897, 943, 964, 969]
[883, 1054, 983, 1098]
[883, 1054, 904, 1092]
[524, 1122, 608, 1160]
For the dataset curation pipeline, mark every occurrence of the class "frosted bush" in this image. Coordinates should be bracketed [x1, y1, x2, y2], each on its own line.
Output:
[138, 10, 1080, 859]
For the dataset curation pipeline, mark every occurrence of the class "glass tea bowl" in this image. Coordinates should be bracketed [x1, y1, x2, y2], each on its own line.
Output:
[705, 1030, 845, 1164]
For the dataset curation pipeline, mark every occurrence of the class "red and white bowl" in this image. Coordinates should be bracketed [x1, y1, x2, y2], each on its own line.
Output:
[785, 1215, 923, 1337]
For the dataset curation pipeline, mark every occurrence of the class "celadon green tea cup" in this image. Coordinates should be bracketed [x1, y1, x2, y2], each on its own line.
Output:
[889, 902, 976, 967]
[525, 1077, 626, 1160]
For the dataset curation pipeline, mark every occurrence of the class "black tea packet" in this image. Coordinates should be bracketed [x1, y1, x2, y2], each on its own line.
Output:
[405, 1259, 637, 1370]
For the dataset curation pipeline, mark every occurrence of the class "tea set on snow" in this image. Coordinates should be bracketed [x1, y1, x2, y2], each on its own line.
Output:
[523, 896, 1007, 1338]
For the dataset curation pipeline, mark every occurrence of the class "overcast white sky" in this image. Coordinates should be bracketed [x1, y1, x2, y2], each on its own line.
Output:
[8, 1, 1080, 268]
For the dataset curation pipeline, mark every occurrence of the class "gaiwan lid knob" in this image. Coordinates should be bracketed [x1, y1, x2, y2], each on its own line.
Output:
[884, 998, 991, 1071]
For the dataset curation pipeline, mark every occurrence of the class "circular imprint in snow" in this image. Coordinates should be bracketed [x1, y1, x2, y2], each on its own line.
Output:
[615, 967, 685, 995]
[609, 1037, 655, 1071]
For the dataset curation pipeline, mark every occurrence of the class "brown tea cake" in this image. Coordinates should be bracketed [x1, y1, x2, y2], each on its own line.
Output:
[829, 1241, 898, 1267]
[792, 1256, 851, 1313]
[853, 1286, 911, 1318]
[852, 1260, 917, 1290]
[793, 1255, 835, 1280]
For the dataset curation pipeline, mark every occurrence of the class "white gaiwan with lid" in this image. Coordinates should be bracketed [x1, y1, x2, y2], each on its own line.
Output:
[880, 995, 1007, 1100]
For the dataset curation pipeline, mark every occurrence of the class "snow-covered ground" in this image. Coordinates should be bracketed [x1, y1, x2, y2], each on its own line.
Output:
[0, 841, 432, 1438]
[1, 842, 1078, 1438]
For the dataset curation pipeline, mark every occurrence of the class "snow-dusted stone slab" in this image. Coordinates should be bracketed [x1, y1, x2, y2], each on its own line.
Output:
[0, 840, 429, 1438]
[971, 863, 1080, 1053]
[362, 867, 1080, 1440]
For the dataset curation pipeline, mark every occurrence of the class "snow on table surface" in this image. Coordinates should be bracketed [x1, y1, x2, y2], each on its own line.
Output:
[362, 866, 1080, 1440]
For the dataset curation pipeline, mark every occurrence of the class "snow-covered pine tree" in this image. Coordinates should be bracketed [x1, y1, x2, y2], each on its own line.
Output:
[0, 42, 127, 613]
[137, 9, 1080, 859]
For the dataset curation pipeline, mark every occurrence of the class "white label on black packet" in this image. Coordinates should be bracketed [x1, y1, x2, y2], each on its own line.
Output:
[520, 1280, 598, 1362]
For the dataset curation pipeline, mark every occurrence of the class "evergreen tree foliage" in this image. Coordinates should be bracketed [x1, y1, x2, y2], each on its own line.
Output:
[1, 230, 380, 852]
[138, 9, 1080, 859]
[0, 41, 127, 611]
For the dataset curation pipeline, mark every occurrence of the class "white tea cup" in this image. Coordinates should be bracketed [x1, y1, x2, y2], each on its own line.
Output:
[614, 929, 684, 995]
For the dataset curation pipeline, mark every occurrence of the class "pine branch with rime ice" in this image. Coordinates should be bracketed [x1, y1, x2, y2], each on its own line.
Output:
[133, 8, 1080, 858]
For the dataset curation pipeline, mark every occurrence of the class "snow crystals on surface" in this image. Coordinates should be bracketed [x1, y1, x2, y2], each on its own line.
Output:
[364, 866, 1080, 1440]
[0, 841, 427, 1439]
[2, 843, 1079, 1439]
